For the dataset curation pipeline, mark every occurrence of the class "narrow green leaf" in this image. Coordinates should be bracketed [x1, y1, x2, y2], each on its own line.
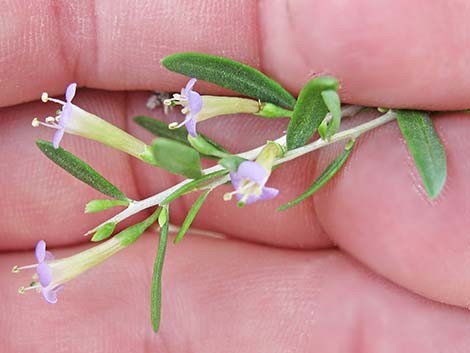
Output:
[162, 52, 296, 109]
[319, 90, 342, 140]
[151, 206, 169, 333]
[278, 141, 355, 210]
[36, 140, 128, 200]
[161, 169, 228, 205]
[152, 138, 202, 179]
[218, 155, 246, 172]
[188, 134, 230, 158]
[91, 222, 117, 242]
[115, 207, 162, 246]
[174, 189, 211, 244]
[286, 77, 339, 150]
[396, 110, 447, 199]
[134, 116, 189, 145]
[85, 199, 129, 213]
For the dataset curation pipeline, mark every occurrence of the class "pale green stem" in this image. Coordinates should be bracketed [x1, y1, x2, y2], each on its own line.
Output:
[86, 109, 396, 235]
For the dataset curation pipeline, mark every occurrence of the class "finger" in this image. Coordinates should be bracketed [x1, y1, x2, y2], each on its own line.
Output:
[314, 111, 470, 307]
[2, 0, 470, 110]
[260, 0, 470, 109]
[0, 0, 259, 107]
[4, 235, 470, 352]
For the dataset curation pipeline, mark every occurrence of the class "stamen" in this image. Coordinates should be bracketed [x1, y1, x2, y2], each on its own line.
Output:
[168, 122, 179, 129]
[41, 92, 49, 102]
[18, 283, 40, 294]
[31, 118, 59, 130]
[223, 192, 234, 201]
[181, 107, 189, 114]
[15, 264, 39, 271]
[47, 97, 65, 105]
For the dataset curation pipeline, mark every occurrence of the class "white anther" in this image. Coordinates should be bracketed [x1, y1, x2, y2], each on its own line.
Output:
[41, 92, 49, 103]
[31, 118, 40, 127]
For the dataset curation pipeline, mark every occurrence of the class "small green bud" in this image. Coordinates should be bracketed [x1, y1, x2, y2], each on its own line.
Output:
[91, 222, 117, 242]
[85, 199, 130, 213]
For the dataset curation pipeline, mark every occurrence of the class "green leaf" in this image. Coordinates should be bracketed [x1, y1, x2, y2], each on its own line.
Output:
[161, 52, 296, 109]
[396, 110, 447, 199]
[161, 169, 229, 205]
[91, 222, 117, 242]
[85, 199, 129, 213]
[36, 140, 128, 200]
[174, 189, 211, 244]
[134, 116, 189, 145]
[218, 155, 246, 172]
[286, 77, 339, 150]
[278, 141, 355, 210]
[114, 207, 162, 246]
[151, 205, 169, 333]
[152, 138, 202, 179]
[188, 134, 230, 158]
[318, 90, 342, 140]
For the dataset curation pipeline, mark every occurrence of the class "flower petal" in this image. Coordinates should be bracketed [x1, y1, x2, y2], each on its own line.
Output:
[45, 251, 55, 261]
[37, 262, 52, 287]
[184, 78, 197, 94]
[52, 128, 65, 149]
[35, 240, 46, 263]
[238, 193, 259, 205]
[229, 171, 242, 190]
[259, 186, 279, 201]
[236, 161, 268, 184]
[65, 83, 77, 102]
[185, 114, 197, 137]
[42, 286, 63, 304]
[188, 91, 202, 115]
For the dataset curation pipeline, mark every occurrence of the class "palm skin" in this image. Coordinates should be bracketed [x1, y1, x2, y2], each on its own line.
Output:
[1, 0, 470, 352]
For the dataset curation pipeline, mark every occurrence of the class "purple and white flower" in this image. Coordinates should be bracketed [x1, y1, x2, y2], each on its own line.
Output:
[227, 161, 279, 206]
[165, 78, 261, 137]
[32, 83, 154, 162]
[14, 238, 123, 304]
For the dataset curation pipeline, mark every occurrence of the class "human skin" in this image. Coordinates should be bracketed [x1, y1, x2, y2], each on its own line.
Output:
[1, 0, 470, 352]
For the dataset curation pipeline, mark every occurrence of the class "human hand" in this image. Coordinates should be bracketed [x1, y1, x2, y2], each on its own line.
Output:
[2, 0, 470, 351]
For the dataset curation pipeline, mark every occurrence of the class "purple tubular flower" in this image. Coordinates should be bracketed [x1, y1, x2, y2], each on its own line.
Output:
[14, 236, 124, 304]
[229, 161, 279, 205]
[166, 78, 202, 137]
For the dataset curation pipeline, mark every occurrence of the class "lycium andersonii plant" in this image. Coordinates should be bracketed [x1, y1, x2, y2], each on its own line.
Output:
[32, 83, 157, 164]
[23, 52, 453, 334]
